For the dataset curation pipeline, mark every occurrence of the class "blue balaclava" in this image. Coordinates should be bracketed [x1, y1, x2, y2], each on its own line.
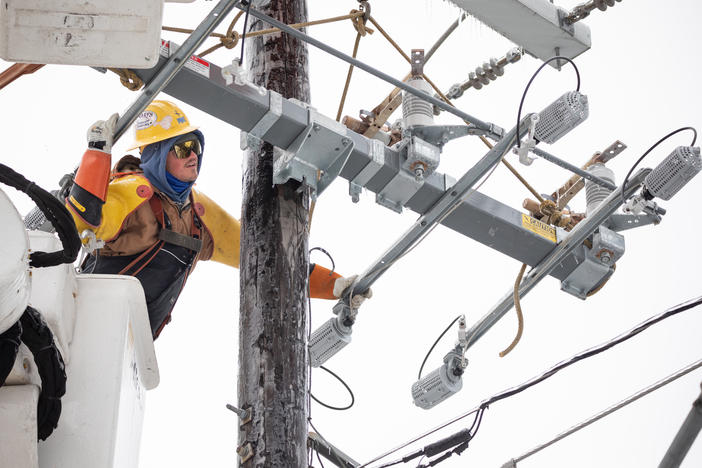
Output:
[140, 130, 205, 203]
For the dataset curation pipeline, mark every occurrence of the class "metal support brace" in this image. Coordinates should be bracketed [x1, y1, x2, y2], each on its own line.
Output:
[113, 0, 239, 143]
[463, 168, 651, 350]
[533, 147, 617, 190]
[339, 115, 535, 301]
[659, 382, 702, 468]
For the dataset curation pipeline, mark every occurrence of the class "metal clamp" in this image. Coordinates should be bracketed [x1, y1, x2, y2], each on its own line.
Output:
[349, 139, 385, 203]
[240, 91, 283, 151]
[273, 106, 355, 197]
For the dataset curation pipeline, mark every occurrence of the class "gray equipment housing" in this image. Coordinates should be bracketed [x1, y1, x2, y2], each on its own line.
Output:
[310, 303, 354, 368]
[644, 146, 702, 201]
[412, 349, 464, 410]
[534, 91, 589, 144]
[561, 226, 625, 299]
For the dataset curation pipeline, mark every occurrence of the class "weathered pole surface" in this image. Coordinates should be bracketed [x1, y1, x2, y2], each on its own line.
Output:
[238, 0, 311, 466]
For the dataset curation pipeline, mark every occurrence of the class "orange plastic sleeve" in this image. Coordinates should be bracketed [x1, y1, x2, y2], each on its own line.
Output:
[74, 149, 111, 201]
[309, 264, 343, 300]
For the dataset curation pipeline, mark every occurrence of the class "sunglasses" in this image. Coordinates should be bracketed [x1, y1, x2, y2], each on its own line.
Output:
[171, 138, 201, 159]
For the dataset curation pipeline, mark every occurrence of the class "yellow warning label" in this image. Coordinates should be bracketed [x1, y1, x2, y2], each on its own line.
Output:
[521, 214, 557, 243]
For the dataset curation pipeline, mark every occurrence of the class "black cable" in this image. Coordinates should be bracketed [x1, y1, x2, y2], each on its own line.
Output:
[482, 294, 702, 408]
[311, 365, 355, 411]
[621, 127, 698, 206]
[516, 56, 581, 149]
[310, 247, 336, 275]
[239, 0, 252, 65]
[0, 163, 81, 267]
[418, 315, 463, 380]
[316, 449, 327, 468]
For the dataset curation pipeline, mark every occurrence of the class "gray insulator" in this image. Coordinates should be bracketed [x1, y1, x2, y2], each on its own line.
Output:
[402, 77, 434, 127]
[491, 58, 504, 76]
[469, 72, 482, 90]
[585, 163, 615, 216]
[644, 146, 702, 201]
[476, 66, 490, 85]
[534, 91, 589, 144]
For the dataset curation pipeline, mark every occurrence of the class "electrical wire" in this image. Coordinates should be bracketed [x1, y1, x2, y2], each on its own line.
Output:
[316, 449, 327, 468]
[376, 408, 486, 468]
[516, 56, 581, 149]
[359, 294, 702, 467]
[506, 357, 702, 466]
[310, 246, 336, 275]
[621, 127, 698, 206]
[310, 365, 355, 411]
[417, 315, 463, 380]
[238, 0, 252, 65]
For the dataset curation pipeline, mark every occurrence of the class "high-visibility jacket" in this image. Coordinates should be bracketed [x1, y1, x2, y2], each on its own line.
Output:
[66, 152, 340, 338]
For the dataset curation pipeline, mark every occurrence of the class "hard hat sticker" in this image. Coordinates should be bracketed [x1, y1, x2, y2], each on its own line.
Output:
[156, 116, 173, 130]
[135, 111, 156, 130]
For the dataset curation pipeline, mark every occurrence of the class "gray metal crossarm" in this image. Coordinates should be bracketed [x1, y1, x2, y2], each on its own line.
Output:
[114, 0, 239, 143]
[132, 53, 592, 281]
[464, 168, 651, 350]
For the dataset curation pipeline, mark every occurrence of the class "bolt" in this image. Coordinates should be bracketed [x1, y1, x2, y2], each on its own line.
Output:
[351, 193, 359, 203]
[600, 252, 612, 264]
[341, 137, 350, 146]
[313, 123, 321, 131]
[414, 166, 425, 181]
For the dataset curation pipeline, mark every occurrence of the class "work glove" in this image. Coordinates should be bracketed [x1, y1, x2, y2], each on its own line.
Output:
[86, 113, 119, 153]
[333, 275, 373, 309]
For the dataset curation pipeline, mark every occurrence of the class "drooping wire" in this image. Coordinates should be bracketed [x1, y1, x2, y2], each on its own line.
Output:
[620, 127, 698, 206]
[376, 409, 485, 468]
[360, 294, 702, 467]
[311, 365, 355, 411]
[316, 449, 327, 468]
[417, 315, 463, 380]
[238, 0, 252, 65]
[516, 56, 581, 149]
[310, 246, 336, 275]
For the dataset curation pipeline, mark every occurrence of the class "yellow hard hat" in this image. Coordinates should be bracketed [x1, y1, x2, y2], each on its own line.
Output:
[127, 100, 199, 151]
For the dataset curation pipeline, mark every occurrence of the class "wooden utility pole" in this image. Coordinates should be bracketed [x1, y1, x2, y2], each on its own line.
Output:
[238, 0, 311, 466]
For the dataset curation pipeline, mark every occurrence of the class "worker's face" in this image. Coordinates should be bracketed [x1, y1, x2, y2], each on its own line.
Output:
[166, 149, 199, 182]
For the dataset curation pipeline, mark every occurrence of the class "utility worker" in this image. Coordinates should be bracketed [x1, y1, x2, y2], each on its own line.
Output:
[66, 100, 369, 339]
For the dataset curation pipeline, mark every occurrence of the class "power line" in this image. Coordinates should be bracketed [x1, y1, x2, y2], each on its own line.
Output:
[359, 294, 702, 467]
[502, 357, 702, 467]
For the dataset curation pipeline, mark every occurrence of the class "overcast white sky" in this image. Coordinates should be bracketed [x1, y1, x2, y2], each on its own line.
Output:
[2, 0, 702, 467]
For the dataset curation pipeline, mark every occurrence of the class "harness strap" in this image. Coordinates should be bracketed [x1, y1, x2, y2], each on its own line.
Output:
[148, 193, 202, 253]
[158, 229, 202, 253]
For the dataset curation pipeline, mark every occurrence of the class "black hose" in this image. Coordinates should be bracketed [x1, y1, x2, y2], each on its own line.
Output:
[20, 306, 67, 440]
[0, 164, 80, 267]
[0, 320, 23, 387]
